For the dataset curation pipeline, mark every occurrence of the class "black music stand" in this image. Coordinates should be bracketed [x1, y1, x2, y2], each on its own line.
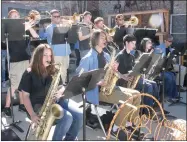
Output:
[147, 55, 177, 119]
[128, 52, 152, 140]
[63, 69, 105, 140]
[52, 27, 69, 45]
[2, 19, 25, 133]
[133, 28, 157, 50]
[168, 47, 187, 106]
[28, 39, 47, 56]
[67, 24, 79, 44]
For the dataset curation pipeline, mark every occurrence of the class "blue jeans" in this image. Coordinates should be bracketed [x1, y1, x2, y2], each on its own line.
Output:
[163, 72, 178, 99]
[1, 50, 7, 82]
[52, 99, 83, 141]
[136, 78, 154, 107]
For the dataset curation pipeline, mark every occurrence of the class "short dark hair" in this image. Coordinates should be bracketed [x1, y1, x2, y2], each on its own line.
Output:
[90, 29, 107, 48]
[123, 34, 136, 45]
[83, 11, 92, 17]
[50, 9, 60, 15]
[94, 17, 104, 24]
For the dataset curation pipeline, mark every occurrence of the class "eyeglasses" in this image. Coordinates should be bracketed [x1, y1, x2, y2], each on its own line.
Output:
[53, 16, 60, 18]
[167, 40, 172, 43]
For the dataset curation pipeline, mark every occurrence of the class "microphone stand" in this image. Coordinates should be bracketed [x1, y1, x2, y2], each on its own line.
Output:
[3, 32, 24, 133]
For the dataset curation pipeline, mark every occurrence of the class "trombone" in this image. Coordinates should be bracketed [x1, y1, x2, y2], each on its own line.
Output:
[103, 24, 116, 36]
[123, 15, 139, 27]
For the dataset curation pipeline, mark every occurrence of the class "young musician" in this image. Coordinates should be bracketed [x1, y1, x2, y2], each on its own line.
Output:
[78, 11, 93, 57]
[156, 34, 187, 91]
[94, 17, 104, 30]
[46, 9, 71, 84]
[19, 44, 83, 140]
[3, 9, 38, 117]
[116, 35, 156, 108]
[113, 14, 127, 50]
[76, 30, 141, 140]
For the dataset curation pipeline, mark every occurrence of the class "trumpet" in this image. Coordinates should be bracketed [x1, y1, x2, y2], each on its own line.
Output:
[103, 24, 116, 36]
[123, 15, 139, 27]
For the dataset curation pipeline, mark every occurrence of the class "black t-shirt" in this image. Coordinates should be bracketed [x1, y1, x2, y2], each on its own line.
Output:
[113, 25, 127, 50]
[93, 48, 106, 68]
[116, 49, 135, 87]
[18, 70, 63, 107]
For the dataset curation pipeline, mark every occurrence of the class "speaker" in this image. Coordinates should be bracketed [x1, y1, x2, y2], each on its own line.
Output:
[1, 128, 21, 141]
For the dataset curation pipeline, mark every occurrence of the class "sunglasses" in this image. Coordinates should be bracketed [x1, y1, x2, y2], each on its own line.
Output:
[53, 16, 60, 18]
[167, 40, 172, 43]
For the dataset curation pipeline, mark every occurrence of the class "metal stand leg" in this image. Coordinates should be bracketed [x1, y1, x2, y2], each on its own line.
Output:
[93, 106, 107, 137]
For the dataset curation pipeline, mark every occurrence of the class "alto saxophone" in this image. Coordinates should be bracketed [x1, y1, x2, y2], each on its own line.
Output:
[100, 45, 120, 96]
[127, 75, 141, 89]
[26, 63, 64, 140]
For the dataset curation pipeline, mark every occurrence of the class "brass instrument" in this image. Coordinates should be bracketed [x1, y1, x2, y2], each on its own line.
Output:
[127, 75, 141, 89]
[100, 44, 120, 96]
[103, 24, 116, 36]
[123, 15, 139, 27]
[26, 63, 64, 140]
[25, 10, 41, 27]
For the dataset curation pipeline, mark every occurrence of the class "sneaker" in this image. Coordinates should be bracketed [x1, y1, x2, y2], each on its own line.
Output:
[171, 98, 180, 102]
[3, 107, 12, 117]
[166, 98, 174, 103]
[18, 104, 27, 112]
[111, 129, 128, 141]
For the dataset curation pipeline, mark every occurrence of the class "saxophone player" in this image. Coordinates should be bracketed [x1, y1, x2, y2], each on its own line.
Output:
[76, 30, 141, 140]
[18, 44, 83, 140]
[140, 37, 179, 103]
[116, 34, 159, 110]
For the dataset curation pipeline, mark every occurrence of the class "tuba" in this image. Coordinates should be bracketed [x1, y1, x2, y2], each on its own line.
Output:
[26, 63, 64, 140]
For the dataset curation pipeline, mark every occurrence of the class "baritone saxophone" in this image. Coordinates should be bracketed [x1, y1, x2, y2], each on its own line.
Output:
[26, 63, 64, 140]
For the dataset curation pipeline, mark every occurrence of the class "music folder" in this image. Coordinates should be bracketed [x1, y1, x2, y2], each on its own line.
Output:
[62, 69, 105, 99]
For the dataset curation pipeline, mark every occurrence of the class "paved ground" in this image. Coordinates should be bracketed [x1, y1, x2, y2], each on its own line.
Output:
[1, 73, 187, 140]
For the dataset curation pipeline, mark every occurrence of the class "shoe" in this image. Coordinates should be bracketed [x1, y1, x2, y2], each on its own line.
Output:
[18, 104, 26, 112]
[3, 107, 12, 117]
[111, 129, 128, 141]
[166, 98, 174, 103]
[126, 126, 145, 137]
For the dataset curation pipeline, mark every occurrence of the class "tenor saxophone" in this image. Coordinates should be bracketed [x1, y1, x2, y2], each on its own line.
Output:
[26, 64, 64, 140]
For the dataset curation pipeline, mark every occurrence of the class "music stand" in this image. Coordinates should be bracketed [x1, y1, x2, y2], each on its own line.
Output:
[63, 69, 105, 140]
[52, 27, 69, 45]
[28, 39, 47, 56]
[128, 52, 152, 140]
[147, 55, 177, 119]
[168, 48, 187, 106]
[133, 28, 157, 50]
[2, 19, 25, 133]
